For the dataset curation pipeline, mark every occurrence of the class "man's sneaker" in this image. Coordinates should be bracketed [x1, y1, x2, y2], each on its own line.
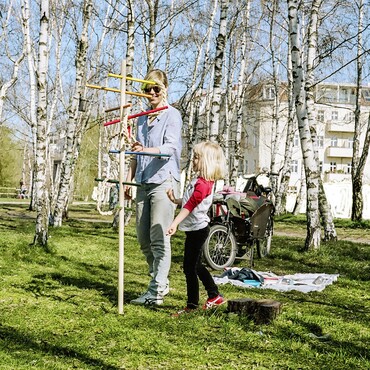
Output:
[162, 285, 170, 296]
[202, 295, 226, 310]
[131, 291, 163, 306]
[171, 307, 196, 318]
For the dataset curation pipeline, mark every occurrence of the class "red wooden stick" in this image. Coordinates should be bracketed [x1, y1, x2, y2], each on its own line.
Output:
[103, 106, 169, 127]
[128, 105, 168, 120]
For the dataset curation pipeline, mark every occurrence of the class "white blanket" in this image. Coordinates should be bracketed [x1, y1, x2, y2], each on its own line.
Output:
[214, 268, 339, 293]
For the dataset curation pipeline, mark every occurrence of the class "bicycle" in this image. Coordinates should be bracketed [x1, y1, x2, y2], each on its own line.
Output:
[202, 170, 275, 270]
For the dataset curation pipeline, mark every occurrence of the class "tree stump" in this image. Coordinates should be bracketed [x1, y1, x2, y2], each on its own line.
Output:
[227, 298, 282, 324]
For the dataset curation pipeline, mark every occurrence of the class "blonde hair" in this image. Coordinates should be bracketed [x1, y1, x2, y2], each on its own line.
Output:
[143, 69, 168, 88]
[193, 141, 227, 181]
[142, 69, 168, 105]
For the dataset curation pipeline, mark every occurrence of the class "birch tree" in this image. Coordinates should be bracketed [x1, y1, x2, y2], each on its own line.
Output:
[143, 0, 159, 70]
[266, 0, 285, 192]
[21, 0, 39, 211]
[52, 0, 93, 226]
[305, 0, 336, 241]
[228, 4, 250, 184]
[209, 0, 229, 142]
[351, 0, 370, 221]
[0, 0, 25, 123]
[275, 38, 296, 215]
[177, 0, 218, 182]
[33, 0, 50, 247]
[288, 0, 321, 250]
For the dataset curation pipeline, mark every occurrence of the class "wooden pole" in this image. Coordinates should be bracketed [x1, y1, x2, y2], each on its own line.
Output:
[118, 60, 128, 314]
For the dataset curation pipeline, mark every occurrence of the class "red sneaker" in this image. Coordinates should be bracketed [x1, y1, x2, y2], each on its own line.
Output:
[203, 295, 226, 310]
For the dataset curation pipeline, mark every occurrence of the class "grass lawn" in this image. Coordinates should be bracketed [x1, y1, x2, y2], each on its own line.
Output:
[0, 202, 369, 369]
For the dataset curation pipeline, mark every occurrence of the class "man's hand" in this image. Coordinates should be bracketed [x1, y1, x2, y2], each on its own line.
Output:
[131, 141, 144, 152]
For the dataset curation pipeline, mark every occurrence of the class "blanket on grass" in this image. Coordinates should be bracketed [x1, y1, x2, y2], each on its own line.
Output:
[213, 268, 339, 293]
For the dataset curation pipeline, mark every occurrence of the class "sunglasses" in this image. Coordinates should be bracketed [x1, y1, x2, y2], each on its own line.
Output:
[143, 86, 161, 94]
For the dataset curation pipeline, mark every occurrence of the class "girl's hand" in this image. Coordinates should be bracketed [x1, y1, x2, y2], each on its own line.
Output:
[166, 223, 177, 236]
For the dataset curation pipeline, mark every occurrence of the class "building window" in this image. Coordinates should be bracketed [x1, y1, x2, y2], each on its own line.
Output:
[346, 163, 352, 174]
[253, 133, 258, 147]
[320, 88, 336, 103]
[291, 160, 298, 173]
[293, 134, 299, 147]
[348, 138, 354, 149]
[319, 161, 323, 173]
[346, 111, 355, 122]
[331, 137, 338, 147]
[330, 162, 337, 172]
[244, 160, 248, 174]
[315, 135, 324, 148]
[264, 86, 276, 100]
[363, 89, 370, 102]
[331, 110, 338, 121]
[339, 88, 349, 103]
[317, 110, 325, 121]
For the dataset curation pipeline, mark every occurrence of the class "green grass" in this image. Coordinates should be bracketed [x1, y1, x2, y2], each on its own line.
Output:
[0, 203, 369, 369]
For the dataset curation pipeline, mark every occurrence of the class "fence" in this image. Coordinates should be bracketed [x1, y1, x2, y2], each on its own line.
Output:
[0, 187, 19, 198]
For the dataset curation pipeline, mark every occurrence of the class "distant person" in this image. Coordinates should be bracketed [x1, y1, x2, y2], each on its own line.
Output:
[125, 69, 182, 305]
[18, 181, 27, 199]
[166, 141, 227, 316]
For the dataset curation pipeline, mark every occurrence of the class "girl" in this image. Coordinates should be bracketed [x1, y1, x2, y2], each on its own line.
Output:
[166, 141, 227, 316]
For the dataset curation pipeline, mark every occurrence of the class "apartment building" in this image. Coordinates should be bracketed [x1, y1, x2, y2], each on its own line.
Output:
[241, 82, 370, 219]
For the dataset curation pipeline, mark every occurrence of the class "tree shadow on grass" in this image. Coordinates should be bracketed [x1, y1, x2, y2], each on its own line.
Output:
[274, 319, 370, 362]
[22, 269, 144, 306]
[0, 323, 120, 370]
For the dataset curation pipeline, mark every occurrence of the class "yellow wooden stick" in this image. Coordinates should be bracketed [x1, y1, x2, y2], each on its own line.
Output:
[86, 84, 151, 97]
[108, 73, 156, 84]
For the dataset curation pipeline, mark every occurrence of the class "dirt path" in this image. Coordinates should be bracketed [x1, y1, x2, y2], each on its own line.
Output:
[274, 229, 370, 244]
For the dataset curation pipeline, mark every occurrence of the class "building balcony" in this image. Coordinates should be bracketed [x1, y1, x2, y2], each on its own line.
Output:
[326, 122, 355, 133]
[323, 172, 351, 183]
[326, 146, 353, 158]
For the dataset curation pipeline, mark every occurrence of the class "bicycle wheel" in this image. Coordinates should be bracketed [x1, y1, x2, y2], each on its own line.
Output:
[256, 216, 273, 258]
[203, 225, 237, 270]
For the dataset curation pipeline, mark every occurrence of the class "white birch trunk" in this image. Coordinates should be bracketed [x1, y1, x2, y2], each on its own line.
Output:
[275, 36, 295, 215]
[184, 0, 218, 182]
[288, 0, 321, 250]
[53, 0, 92, 226]
[305, 0, 336, 241]
[33, 0, 50, 247]
[49, 3, 66, 212]
[165, 0, 174, 72]
[351, 0, 365, 221]
[268, 0, 282, 192]
[22, 0, 38, 211]
[231, 1, 251, 183]
[209, 0, 229, 142]
[0, 1, 25, 120]
[145, 0, 158, 70]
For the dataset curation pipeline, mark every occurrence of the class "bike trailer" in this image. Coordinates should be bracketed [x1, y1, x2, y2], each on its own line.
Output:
[250, 203, 274, 239]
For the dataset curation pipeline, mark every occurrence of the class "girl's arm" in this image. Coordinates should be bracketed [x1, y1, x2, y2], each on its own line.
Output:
[166, 208, 190, 236]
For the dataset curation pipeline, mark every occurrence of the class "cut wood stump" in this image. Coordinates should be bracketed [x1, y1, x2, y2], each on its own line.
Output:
[227, 298, 282, 324]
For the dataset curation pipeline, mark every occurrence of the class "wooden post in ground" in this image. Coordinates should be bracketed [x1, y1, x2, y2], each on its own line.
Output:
[118, 60, 128, 315]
